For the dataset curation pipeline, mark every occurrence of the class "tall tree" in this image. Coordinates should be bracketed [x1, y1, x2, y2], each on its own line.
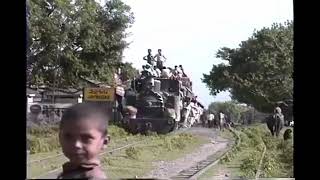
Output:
[27, 0, 135, 88]
[203, 21, 293, 113]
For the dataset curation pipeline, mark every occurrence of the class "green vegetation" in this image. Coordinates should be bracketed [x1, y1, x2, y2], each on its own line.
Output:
[27, 125, 60, 154]
[203, 20, 293, 113]
[27, 125, 133, 154]
[238, 125, 293, 178]
[104, 133, 209, 179]
[125, 146, 141, 160]
[199, 125, 293, 179]
[208, 101, 248, 123]
[218, 129, 235, 141]
[27, 125, 209, 179]
[27, 0, 137, 88]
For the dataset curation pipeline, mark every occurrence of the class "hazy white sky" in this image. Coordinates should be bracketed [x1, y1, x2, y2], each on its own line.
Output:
[113, 0, 293, 108]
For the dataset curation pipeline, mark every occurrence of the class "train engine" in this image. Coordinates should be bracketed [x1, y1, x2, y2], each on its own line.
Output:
[124, 72, 183, 134]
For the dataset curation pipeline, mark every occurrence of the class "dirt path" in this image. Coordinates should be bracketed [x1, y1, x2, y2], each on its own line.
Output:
[142, 127, 233, 179]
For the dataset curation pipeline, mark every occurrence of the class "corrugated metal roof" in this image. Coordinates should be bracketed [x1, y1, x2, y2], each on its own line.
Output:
[27, 87, 82, 96]
[43, 90, 82, 96]
[27, 88, 41, 95]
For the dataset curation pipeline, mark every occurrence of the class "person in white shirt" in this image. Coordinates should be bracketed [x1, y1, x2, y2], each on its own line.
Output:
[207, 113, 215, 128]
[161, 67, 171, 78]
[153, 66, 161, 77]
[219, 111, 225, 131]
[154, 49, 167, 70]
[143, 64, 154, 76]
[173, 65, 182, 78]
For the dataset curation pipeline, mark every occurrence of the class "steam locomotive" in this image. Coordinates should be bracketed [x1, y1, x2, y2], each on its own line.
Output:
[121, 69, 203, 134]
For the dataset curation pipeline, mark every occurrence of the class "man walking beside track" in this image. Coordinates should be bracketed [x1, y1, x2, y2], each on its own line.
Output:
[218, 111, 225, 131]
[206, 112, 215, 128]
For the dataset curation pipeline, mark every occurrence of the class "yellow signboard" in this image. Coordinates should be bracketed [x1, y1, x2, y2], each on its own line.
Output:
[84, 87, 115, 101]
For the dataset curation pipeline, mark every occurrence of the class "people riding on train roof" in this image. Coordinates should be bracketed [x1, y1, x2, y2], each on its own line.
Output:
[153, 65, 161, 77]
[160, 67, 171, 78]
[154, 49, 167, 70]
[143, 49, 156, 66]
[179, 65, 187, 77]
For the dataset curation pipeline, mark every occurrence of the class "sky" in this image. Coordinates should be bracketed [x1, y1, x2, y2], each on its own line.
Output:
[108, 0, 293, 108]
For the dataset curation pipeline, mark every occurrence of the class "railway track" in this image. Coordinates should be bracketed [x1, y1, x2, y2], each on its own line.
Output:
[29, 125, 270, 180]
[255, 140, 267, 179]
[170, 125, 276, 180]
[170, 127, 241, 180]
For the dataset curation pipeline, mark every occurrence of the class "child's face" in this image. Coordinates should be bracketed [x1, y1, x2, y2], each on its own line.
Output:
[59, 118, 107, 165]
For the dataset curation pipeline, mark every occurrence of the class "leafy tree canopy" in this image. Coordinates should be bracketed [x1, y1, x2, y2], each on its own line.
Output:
[208, 101, 248, 123]
[203, 21, 293, 113]
[27, 0, 136, 89]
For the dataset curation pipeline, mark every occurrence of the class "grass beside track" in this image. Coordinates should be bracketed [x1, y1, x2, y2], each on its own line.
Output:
[103, 133, 209, 178]
[198, 124, 293, 179]
[27, 125, 209, 179]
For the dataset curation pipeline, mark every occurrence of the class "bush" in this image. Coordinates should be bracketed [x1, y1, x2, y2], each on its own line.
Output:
[262, 152, 282, 177]
[237, 125, 293, 178]
[159, 133, 195, 151]
[243, 128, 264, 147]
[238, 132, 250, 147]
[109, 125, 129, 139]
[221, 153, 232, 163]
[125, 147, 141, 160]
[27, 125, 60, 153]
[277, 140, 287, 150]
[240, 151, 260, 178]
[101, 156, 113, 165]
[28, 135, 60, 154]
[27, 125, 59, 137]
[279, 141, 293, 164]
[262, 134, 282, 150]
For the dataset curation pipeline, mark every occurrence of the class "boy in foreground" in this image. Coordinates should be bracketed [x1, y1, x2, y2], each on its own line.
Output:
[57, 103, 110, 179]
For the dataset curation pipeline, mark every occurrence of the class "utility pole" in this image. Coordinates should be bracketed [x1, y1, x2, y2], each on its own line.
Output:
[52, 70, 55, 105]
[253, 107, 255, 123]
[50, 66, 57, 122]
[51, 52, 59, 121]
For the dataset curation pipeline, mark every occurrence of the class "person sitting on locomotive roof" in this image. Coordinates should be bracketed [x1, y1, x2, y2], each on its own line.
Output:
[179, 65, 187, 77]
[57, 103, 110, 179]
[160, 66, 171, 78]
[142, 64, 155, 77]
[170, 66, 180, 80]
[153, 65, 161, 77]
[173, 65, 178, 75]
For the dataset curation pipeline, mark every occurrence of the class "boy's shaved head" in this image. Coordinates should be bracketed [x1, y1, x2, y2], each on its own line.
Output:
[60, 103, 109, 136]
[59, 103, 111, 167]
